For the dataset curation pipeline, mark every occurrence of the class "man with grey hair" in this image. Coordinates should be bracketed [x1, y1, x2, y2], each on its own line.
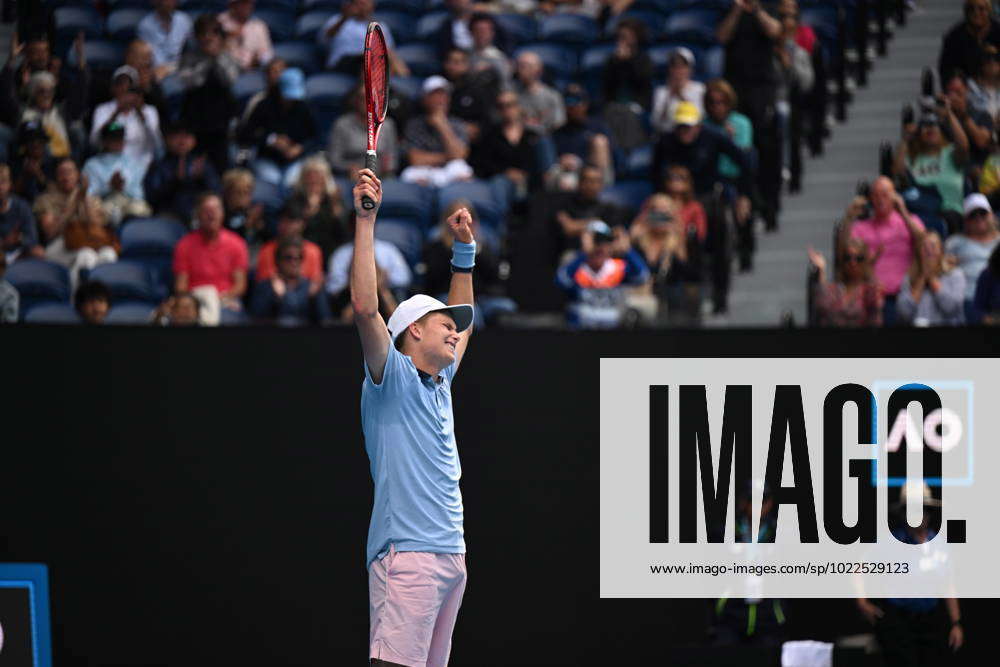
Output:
[513, 51, 565, 134]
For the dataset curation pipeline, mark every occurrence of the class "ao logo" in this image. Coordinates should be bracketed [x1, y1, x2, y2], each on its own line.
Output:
[0, 616, 4, 654]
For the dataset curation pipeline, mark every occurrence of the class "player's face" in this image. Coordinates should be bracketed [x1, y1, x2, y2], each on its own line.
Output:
[418, 312, 460, 365]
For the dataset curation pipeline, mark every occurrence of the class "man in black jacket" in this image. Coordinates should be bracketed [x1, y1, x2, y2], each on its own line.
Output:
[939, 0, 1000, 81]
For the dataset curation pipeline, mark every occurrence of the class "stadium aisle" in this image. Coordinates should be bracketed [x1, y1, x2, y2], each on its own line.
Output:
[723, 0, 961, 327]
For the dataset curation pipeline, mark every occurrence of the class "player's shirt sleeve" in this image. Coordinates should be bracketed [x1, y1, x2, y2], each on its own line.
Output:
[363, 340, 406, 393]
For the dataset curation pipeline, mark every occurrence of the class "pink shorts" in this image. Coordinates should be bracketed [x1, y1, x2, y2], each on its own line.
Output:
[368, 544, 467, 667]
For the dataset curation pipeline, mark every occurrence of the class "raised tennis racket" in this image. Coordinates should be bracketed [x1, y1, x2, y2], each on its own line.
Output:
[361, 22, 388, 211]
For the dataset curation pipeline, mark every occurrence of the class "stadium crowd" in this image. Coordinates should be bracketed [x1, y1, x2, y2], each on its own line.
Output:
[1, 0, 989, 329]
[811, 0, 1000, 327]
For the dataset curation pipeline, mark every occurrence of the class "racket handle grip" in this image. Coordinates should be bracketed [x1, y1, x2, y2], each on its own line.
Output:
[361, 152, 378, 211]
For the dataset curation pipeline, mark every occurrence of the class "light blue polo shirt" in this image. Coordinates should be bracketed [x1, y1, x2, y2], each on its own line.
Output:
[361, 344, 464, 568]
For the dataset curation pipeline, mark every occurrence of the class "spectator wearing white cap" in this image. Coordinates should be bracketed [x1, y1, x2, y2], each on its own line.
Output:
[400, 76, 473, 187]
[651, 47, 705, 134]
[945, 193, 1000, 315]
[90, 66, 163, 172]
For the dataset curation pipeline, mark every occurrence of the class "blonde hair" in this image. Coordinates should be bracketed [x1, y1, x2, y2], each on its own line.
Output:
[908, 230, 954, 282]
[295, 155, 339, 199]
[705, 78, 738, 111]
[222, 168, 254, 194]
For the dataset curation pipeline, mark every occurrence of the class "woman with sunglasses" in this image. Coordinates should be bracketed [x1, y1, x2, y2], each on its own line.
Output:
[807, 238, 883, 327]
[945, 193, 1000, 319]
[897, 231, 966, 326]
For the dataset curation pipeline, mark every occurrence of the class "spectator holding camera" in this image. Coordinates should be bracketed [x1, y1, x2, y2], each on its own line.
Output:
[943, 73, 993, 164]
[90, 66, 163, 171]
[602, 17, 652, 112]
[896, 231, 966, 326]
[630, 194, 701, 326]
[556, 219, 649, 329]
[842, 177, 925, 325]
[808, 239, 883, 328]
[892, 105, 969, 226]
[651, 47, 705, 134]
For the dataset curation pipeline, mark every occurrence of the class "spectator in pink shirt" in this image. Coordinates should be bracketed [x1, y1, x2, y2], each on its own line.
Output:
[218, 0, 274, 71]
[841, 176, 925, 325]
[173, 192, 249, 311]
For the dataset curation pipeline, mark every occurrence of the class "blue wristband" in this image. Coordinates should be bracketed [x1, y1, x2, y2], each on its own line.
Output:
[451, 240, 476, 269]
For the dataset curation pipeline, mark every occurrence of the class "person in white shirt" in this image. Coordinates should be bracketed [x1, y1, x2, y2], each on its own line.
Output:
[651, 47, 706, 133]
[89, 66, 163, 172]
[317, 0, 409, 75]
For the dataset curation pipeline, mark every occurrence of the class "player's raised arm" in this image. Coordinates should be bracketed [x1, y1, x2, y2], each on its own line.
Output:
[446, 207, 475, 367]
[350, 169, 390, 383]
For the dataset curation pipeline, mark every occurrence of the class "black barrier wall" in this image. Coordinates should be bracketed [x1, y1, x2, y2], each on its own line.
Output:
[1, 326, 995, 666]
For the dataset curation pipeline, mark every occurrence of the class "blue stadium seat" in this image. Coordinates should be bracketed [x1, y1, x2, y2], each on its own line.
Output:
[438, 180, 506, 231]
[23, 302, 81, 325]
[299, 0, 343, 12]
[373, 10, 417, 44]
[514, 44, 578, 82]
[378, 180, 435, 229]
[374, 218, 425, 267]
[120, 217, 187, 291]
[67, 40, 126, 74]
[296, 11, 334, 42]
[5, 259, 71, 317]
[254, 8, 296, 42]
[179, 0, 227, 15]
[106, 8, 147, 42]
[220, 308, 249, 326]
[253, 179, 285, 213]
[391, 75, 423, 102]
[273, 41, 323, 74]
[650, 43, 724, 82]
[54, 7, 104, 42]
[395, 43, 442, 78]
[494, 13, 538, 45]
[254, 0, 300, 11]
[579, 44, 615, 102]
[88, 261, 160, 304]
[600, 180, 653, 212]
[305, 72, 355, 112]
[376, 0, 427, 14]
[604, 10, 669, 39]
[233, 70, 267, 107]
[622, 145, 653, 181]
[106, 0, 156, 8]
[104, 302, 156, 325]
[415, 11, 450, 42]
[538, 14, 599, 45]
[120, 218, 187, 256]
[663, 9, 723, 45]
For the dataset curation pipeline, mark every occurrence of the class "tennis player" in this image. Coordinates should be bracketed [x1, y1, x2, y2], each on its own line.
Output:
[351, 169, 475, 667]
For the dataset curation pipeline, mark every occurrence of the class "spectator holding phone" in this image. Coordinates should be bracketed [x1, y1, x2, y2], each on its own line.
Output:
[892, 105, 969, 228]
[842, 176, 925, 325]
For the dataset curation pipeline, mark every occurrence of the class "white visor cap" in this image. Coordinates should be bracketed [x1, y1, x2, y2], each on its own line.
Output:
[387, 294, 474, 341]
